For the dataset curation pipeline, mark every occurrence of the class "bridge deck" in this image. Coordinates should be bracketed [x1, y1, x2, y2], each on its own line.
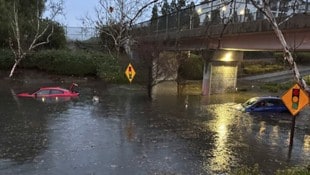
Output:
[136, 13, 310, 51]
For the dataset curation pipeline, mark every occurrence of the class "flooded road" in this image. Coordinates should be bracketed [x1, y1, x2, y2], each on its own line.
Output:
[0, 79, 310, 175]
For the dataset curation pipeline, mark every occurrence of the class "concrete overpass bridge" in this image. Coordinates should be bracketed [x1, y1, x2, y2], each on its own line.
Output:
[131, 2, 310, 96]
[135, 13, 310, 52]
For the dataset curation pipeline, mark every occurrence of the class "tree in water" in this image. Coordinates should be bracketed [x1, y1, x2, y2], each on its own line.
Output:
[7, 0, 64, 77]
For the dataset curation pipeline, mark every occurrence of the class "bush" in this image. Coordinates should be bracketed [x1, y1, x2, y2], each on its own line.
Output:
[0, 49, 14, 69]
[18, 49, 124, 83]
[178, 53, 204, 80]
[94, 53, 127, 83]
[27, 50, 97, 76]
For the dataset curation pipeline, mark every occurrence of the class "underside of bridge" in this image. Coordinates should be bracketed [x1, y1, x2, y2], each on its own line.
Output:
[132, 13, 310, 96]
[133, 47, 244, 96]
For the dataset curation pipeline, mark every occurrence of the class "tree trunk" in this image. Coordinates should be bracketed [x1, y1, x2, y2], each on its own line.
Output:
[9, 59, 21, 78]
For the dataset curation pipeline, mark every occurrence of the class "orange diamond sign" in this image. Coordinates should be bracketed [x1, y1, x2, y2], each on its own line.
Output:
[125, 63, 136, 83]
[281, 83, 309, 116]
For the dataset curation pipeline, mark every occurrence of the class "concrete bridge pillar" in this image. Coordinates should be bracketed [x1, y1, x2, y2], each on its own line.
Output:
[202, 50, 243, 95]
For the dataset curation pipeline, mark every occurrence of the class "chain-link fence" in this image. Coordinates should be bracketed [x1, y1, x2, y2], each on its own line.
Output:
[64, 27, 98, 41]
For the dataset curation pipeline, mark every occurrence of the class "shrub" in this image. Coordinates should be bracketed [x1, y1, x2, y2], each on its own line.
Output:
[0, 49, 14, 69]
[178, 53, 204, 80]
[29, 50, 97, 76]
[20, 49, 125, 83]
[94, 54, 127, 83]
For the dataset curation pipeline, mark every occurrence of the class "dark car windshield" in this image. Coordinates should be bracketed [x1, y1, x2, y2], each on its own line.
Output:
[242, 97, 258, 107]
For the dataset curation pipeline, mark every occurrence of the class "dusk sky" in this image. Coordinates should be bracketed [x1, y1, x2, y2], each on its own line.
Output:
[61, 0, 99, 27]
[59, 0, 202, 27]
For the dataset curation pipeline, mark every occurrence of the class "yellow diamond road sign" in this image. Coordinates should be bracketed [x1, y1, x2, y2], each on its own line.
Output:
[281, 83, 309, 116]
[125, 63, 136, 83]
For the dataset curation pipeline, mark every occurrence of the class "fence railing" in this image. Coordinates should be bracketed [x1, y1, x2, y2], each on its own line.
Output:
[132, 0, 309, 37]
[64, 26, 98, 41]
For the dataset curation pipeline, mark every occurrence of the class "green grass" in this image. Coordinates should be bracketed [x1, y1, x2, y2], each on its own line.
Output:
[243, 63, 285, 75]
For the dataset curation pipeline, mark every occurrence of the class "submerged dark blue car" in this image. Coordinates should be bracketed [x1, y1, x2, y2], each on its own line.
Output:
[239, 96, 289, 112]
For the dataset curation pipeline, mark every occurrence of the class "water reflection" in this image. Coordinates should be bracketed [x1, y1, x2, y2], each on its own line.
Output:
[0, 97, 69, 162]
[0, 81, 310, 174]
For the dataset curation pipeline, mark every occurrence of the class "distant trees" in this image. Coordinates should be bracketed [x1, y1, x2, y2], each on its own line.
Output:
[150, 4, 159, 31]
[150, 0, 199, 31]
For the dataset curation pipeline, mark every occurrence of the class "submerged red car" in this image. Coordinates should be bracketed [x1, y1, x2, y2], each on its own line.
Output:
[17, 83, 79, 98]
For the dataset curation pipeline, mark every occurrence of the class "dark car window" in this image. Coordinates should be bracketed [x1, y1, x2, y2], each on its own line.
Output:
[50, 89, 64, 94]
[36, 89, 50, 95]
[266, 99, 284, 106]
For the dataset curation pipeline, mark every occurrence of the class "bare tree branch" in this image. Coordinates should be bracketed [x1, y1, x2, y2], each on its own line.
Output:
[250, 0, 309, 91]
[128, 0, 159, 27]
[8, 0, 64, 78]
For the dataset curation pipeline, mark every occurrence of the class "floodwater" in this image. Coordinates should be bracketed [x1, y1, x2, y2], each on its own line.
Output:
[0, 78, 310, 175]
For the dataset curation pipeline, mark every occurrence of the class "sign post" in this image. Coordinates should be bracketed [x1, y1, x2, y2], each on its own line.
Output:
[281, 83, 309, 157]
[125, 63, 136, 83]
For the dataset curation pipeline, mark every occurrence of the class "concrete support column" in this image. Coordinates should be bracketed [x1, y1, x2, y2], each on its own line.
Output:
[202, 50, 243, 95]
[202, 62, 211, 96]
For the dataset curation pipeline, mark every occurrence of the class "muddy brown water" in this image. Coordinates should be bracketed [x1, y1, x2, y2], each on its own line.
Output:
[0, 73, 310, 175]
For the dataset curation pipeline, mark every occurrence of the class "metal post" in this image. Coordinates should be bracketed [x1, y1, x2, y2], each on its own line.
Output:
[165, 15, 168, 36]
[288, 115, 297, 159]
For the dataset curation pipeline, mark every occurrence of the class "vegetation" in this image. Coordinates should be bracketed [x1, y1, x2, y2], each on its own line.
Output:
[178, 53, 204, 80]
[260, 82, 293, 93]
[230, 164, 261, 175]
[242, 62, 285, 75]
[230, 164, 310, 175]
[0, 49, 126, 83]
[0, 0, 65, 77]
[274, 52, 310, 63]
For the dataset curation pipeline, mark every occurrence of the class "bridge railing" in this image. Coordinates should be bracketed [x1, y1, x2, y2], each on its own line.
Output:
[132, 1, 309, 37]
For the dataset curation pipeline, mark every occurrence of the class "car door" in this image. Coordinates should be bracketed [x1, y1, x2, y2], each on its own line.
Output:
[251, 99, 268, 112]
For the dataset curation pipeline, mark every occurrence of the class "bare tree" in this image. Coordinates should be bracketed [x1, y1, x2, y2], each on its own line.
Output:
[83, 0, 158, 58]
[249, 0, 309, 91]
[8, 0, 64, 78]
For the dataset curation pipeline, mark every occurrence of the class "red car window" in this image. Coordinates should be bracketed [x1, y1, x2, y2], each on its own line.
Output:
[50, 89, 64, 94]
[36, 89, 50, 95]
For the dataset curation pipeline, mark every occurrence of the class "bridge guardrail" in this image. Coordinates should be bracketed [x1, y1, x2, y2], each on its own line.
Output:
[133, 1, 309, 38]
